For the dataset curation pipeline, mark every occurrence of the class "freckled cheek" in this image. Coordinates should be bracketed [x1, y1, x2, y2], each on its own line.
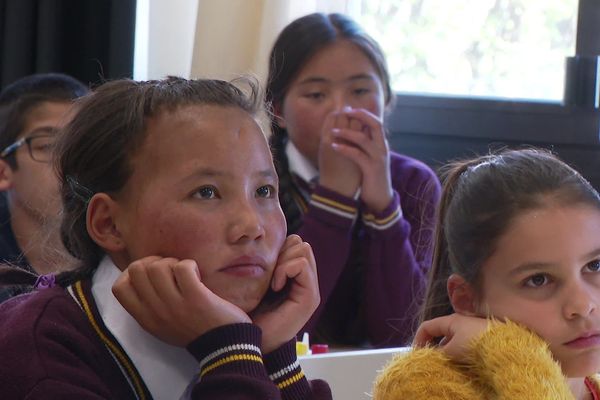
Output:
[150, 215, 217, 261]
[266, 212, 287, 267]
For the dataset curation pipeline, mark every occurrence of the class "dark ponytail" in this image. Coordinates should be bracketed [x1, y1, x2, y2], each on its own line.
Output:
[420, 157, 491, 323]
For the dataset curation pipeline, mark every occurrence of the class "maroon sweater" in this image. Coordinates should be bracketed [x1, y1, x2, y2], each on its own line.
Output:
[0, 281, 331, 399]
[292, 152, 441, 347]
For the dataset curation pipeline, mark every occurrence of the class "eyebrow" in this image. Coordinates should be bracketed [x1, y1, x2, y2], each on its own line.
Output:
[297, 73, 377, 86]
[181, 167, 277, 183]
[24, 127, 58, 137]
[509, 247, 600, 276]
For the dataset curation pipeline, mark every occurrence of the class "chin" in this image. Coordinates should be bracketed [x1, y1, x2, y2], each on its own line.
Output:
[561, 357, 600, 378]
[226, 291, 264, 313]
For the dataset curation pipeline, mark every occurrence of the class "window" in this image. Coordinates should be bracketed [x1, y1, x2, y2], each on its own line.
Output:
[352, 0, 578, 101]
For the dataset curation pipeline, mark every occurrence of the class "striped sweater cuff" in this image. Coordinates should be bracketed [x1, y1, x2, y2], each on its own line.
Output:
[264, 340, 311, 399]
[308, 185, 359, 228]
[187, 323, 266, 379]
[362, 191, 403, 231]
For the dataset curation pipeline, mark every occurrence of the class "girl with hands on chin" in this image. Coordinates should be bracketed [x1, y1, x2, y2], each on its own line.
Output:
[114, 235, 319, 355]
[374, 149, 600, 400]
[0, 77, 330, 400]
[267, 13, 441, 348]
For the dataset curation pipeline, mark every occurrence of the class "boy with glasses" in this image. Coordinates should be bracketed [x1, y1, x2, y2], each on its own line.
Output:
[0, 73, 88, 301]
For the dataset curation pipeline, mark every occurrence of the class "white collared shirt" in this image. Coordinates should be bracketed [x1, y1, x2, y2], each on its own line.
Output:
[286, 139, 362, 200]
[91, 256, 199, 400]
[286, 140, 318, 184]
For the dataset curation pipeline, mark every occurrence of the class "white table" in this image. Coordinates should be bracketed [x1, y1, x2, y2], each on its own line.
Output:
[298, 347, 409, 399]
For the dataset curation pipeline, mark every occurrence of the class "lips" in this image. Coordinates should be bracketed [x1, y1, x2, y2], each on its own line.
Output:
[564, 331, 600, 349]
[220, 255, 268, 278]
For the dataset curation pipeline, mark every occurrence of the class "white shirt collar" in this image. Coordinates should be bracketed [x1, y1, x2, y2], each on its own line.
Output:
[92, 256, 198, 400]
[285, 140, 318, 184]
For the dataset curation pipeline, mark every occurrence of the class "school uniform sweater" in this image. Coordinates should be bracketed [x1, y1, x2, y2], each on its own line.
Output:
[372, 320, 600, 399]
[281, 143, 441, 347]
[0, 267, 331, 399]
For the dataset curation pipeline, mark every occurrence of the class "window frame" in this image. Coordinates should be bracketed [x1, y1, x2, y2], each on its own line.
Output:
[385, 0, 600, 189]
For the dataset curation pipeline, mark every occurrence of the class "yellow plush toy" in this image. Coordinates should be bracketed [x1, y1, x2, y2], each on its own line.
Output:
[373, 321, 599, 399]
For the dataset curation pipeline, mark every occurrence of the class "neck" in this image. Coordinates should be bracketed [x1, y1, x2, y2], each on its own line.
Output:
[9, 199, 74, 275]
[569, 377, 592, 400]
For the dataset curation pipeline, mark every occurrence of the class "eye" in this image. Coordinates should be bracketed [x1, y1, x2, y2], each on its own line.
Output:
[524, 273, 550, 288]
[29, 136, 55, 152]
[353, 87, 371, 96]
[584, 260, 600, 273]
[193, 186, 219, 199]
[304, 92, 325, 100]
[256, 185, 276, 198]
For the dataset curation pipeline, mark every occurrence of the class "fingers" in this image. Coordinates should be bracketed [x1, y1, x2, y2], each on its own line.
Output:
[252, 237, 320, 353]
[144, 257, 184, 304]
[113, 256, 252, 346]
[329, 108, 387, 165]
[343, 108, 386, 146]
[278, 234, 302, 254]
[413, 315, 454, 348]
[272, 238, 317, 292]
[171, 259, 205, 299]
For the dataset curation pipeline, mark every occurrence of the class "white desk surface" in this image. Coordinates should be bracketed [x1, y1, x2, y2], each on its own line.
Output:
[298, 347, 409, 399]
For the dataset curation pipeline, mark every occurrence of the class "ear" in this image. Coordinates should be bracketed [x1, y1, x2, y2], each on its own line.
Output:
[447, 273, 477, 315]
[0, 159, 14, 191]
[86, 193, 126, 252]
[272, 103, 287, 129]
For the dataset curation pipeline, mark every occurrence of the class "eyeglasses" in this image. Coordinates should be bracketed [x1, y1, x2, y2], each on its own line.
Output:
[0, 134, 56, 163]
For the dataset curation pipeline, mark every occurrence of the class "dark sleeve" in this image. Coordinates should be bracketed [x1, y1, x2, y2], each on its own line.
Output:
[185, 323, 280, 399]
[362, 160, 441, 346]
[186, 324, 331, 400]
[263, 339, 332, 400]
[294, 185, 360, 334]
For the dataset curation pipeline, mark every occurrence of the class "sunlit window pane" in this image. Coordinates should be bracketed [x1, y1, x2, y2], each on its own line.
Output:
[352, 0, 578, 101]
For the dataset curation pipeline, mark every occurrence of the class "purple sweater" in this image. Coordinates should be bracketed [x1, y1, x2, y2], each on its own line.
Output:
[0, 281, 331, 399]
[293, 152, 441, 347]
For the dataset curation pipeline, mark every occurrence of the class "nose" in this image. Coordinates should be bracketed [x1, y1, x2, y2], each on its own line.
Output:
[332, 90, 350, 112]
[563, 283, 597, 320]
[228, 201, 265, 244]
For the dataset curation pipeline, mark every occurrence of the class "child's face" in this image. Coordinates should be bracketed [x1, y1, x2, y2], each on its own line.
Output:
[114, 105, 287, 313]
[279, 39, 385, 167]
[7, 101, 73, 221]
[476, 202, 600, 377]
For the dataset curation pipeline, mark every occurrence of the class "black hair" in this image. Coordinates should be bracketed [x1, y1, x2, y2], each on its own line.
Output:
[0, 73, 88, 168]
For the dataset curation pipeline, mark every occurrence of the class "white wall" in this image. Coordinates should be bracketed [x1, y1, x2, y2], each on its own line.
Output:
[134, 0, 199, 80]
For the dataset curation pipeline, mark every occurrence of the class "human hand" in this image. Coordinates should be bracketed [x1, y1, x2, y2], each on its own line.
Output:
[328, 108, 393, 213]
[413, 313, 490, 362]
[318, 107, 362, 197]
[251, 235, 320, 354]
[112, 256, 251, 347]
